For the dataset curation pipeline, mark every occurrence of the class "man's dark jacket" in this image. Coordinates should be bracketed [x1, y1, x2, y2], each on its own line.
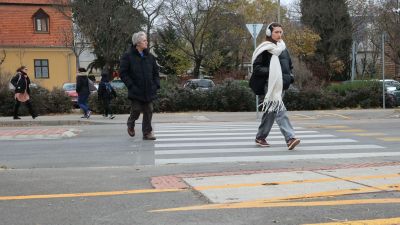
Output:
[119, 45, 160, 102]
[249, 49, 294, 95]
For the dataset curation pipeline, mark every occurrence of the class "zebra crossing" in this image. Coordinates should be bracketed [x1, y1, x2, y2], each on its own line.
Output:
[153, 122, 391, 165]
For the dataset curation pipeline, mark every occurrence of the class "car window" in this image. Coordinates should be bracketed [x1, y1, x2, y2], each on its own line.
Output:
[63, 83, 76, 91]
[198, 80, 213, 87]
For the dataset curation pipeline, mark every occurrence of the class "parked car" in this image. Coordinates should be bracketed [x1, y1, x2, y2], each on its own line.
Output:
[62, 83, 78, 107]
[183, 79, 215, 91]
[380, 79, 400, 91]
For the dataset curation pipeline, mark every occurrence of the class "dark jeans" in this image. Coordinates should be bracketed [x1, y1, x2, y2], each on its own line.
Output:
[14, 99, 35, 117]
[102, 98, 112, 116]
[78, 94, 89, 114]
[127, 99, 153, 134]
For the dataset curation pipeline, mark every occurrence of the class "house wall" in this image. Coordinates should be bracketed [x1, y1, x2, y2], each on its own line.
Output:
[0, 47, 76, 89]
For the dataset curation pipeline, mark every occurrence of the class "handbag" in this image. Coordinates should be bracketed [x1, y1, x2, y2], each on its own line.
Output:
[88, 78, 97, 91]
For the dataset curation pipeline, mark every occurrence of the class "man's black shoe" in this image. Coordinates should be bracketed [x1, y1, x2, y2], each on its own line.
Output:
[127, 127, 135, 137]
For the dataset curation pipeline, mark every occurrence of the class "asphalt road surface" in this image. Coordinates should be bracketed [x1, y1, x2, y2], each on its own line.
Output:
[1, 111, 400, 225]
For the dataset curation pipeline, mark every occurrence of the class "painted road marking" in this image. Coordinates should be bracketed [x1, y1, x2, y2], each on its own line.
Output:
[302, 217, 400, 225]
[318, 113, 351, 120]
[313, 125, 349, 129]
[355, 133, 387, 136]
[155, 152, 400, 164]
[155, 138, 357, 148]
[154, 123, 386, 165]
[155, 134, 334, 142]
[0, 188, 183, 201]
[150, 198, 400, 212]
[156, 130, 318, 137]
[336, 129, 367, 133]
[155, 145, 384, 155]
[151, 183, 400, 212]
[192, 173, 400, 191]
[378, 137, 400, 142]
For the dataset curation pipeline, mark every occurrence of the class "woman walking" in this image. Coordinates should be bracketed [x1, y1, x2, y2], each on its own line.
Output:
[250, 22, 300, 150]
[10, 66, 38, 120]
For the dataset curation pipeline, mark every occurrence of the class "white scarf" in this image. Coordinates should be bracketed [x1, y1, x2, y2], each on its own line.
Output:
[251, 40, 286, 112]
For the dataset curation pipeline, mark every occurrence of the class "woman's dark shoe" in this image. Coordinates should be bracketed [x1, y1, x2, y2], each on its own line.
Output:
[32, 115, 38, 119]
[13, 116, 21, 120]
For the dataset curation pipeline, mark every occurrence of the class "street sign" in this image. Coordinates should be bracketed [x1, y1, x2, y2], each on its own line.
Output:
[246, 23, 263, 39]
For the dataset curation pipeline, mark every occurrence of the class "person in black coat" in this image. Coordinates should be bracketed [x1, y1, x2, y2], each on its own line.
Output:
[76, 67, 91, 118]
[98, 69, 117, 119]
[119, 31, 160, 140]
[249, 22, 300, 150]
[10, 66, 37, 120]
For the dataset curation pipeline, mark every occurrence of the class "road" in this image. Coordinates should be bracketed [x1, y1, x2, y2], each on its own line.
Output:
[0, 110, 400, 225]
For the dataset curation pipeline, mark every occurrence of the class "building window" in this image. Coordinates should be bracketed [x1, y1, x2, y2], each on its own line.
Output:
[34, 59, 49, 78]
[32, 9, 49, 33]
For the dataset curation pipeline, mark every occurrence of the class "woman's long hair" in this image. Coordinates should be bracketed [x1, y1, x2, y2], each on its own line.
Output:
[16, 66, 27, 73]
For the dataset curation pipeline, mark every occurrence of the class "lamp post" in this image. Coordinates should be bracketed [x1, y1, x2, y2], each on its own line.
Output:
[277, 0, 281, 23]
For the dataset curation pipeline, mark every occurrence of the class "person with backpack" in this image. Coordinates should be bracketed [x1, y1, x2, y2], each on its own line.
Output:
[98, 70, 117, 119]
[10, 66, 38, 120]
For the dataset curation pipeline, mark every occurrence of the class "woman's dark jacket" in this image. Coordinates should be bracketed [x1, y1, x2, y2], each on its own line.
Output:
[11, 72, 31, 94]
[98, 81, 117, 100]
[76, 73, 90, 96]
[249, 49, 294, 95]
[119, 45, 160, 102]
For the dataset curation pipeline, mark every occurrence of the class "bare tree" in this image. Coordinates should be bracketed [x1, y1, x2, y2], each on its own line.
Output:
[0, 50, 6, 66]
[374, 0, 400, 78]
[59, 24, 87, 69]
[163, 0, 223, 78]
[130, 0, 166, 49]
[72, 0, 146, 72]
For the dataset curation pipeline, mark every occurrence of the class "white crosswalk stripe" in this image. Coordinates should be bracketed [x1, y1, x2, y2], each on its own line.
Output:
[153, 122, 388, 165]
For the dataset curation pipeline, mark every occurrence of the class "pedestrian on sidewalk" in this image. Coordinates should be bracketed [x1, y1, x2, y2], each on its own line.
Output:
[76, 68, 92, 119]
[98, 68, 117, 119]
[10, 66, 38, 120]
[119, 31, 160, 140]
[249, 22, 300, 150]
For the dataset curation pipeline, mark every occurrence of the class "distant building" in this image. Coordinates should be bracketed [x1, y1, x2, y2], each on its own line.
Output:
[0, 0, 76, 89]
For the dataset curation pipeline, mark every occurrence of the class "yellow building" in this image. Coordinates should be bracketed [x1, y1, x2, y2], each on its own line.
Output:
[0, 0, 76, 89]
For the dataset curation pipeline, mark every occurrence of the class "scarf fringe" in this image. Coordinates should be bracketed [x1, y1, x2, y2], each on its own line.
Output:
[259, 100, 286, 113]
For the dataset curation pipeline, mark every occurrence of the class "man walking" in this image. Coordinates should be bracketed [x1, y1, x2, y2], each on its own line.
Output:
[119, 31, 160, 140]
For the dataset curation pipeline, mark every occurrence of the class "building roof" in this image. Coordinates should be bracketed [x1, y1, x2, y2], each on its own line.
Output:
[0, 1, 72, 47]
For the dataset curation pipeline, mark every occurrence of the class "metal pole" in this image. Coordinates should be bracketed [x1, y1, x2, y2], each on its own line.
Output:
[278, 0, 281, 23]
[382, 33, 385, 109]
[253, 25, 259, 119]
[351, 41, 356, 81]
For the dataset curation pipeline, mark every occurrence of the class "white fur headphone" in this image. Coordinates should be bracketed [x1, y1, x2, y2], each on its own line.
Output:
[265, 22, 275, 37]
[265, 22, 283, 37]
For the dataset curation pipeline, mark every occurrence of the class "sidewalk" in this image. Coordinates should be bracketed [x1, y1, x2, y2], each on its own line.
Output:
[0, 108, 399, 127]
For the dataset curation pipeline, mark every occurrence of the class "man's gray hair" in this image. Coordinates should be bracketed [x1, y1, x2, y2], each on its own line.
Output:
[132, 31, 147, 45]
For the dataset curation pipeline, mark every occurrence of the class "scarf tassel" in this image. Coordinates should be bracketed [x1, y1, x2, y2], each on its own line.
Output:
[259, 100, 286, 113]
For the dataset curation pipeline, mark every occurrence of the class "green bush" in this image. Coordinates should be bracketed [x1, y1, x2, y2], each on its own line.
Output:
[327, 81, 382, 108]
